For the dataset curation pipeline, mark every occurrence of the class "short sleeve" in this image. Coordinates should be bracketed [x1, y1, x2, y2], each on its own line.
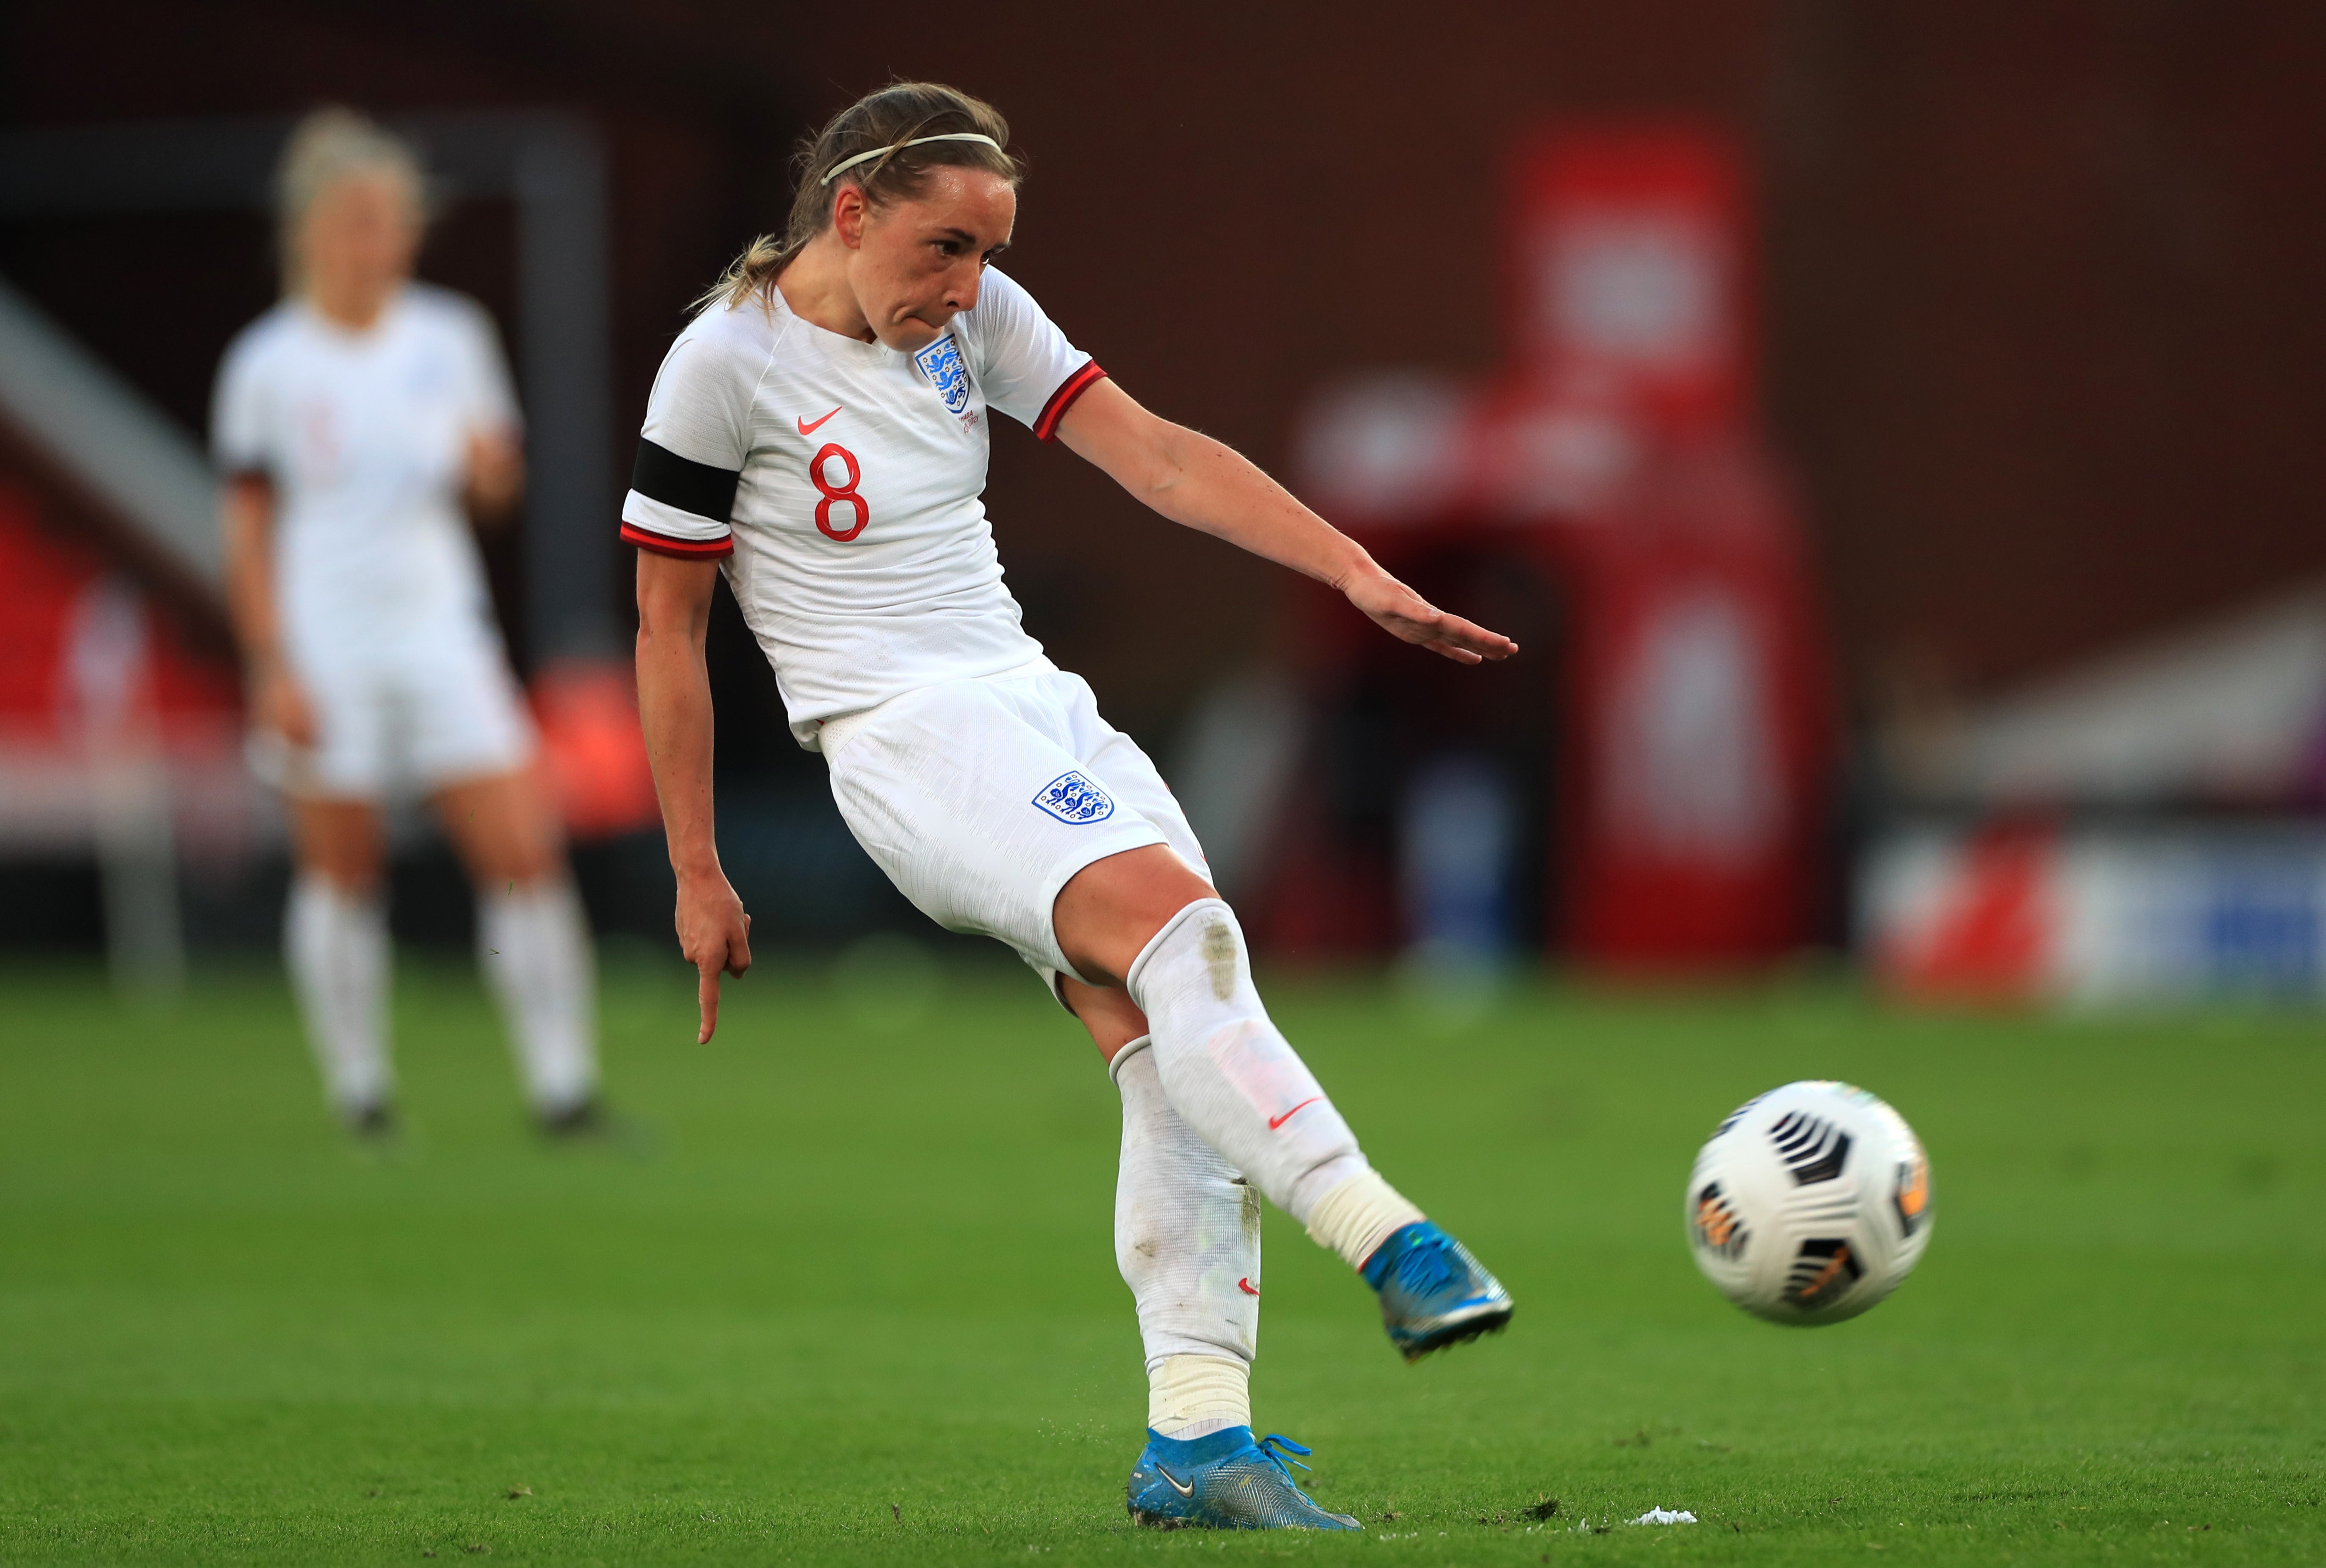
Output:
[210, 329, 273, 480]
[450, 297, 521, 434]
[620, 307, 770, 560]
[962, 268, 1107, 441]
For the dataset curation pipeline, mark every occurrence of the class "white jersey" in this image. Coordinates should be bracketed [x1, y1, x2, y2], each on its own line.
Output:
[620, 266, 1107, 746]
[211, 284, 520, 661]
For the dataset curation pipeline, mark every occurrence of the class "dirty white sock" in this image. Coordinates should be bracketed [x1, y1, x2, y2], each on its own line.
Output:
[1114, 1033, 1262, 1424]
[1125, 899, 1376, 1228]
[285, 872, 391, 1114]
[478, 878, 598, 1115]
[1146, 1353, 1253, 1441]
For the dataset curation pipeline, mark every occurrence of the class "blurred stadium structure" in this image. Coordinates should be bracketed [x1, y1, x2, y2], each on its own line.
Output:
[1255, 124, 1830, 980]
[4, 2, 2325, 1002]
[1863, 588, 2326, 1003]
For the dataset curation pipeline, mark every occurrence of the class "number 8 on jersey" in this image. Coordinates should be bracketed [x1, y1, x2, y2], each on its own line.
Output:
[812, 443, 868, 541]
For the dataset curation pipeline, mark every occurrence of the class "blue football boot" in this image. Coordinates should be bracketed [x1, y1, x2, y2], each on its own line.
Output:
[1362, 1220, 1514, 1361]
[1125, 1427, 1362, 1530]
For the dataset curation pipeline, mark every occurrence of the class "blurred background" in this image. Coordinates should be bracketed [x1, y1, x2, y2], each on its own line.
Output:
[5, 0, 2326, 1008]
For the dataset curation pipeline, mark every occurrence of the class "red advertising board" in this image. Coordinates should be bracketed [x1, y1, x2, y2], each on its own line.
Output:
[1276, 122, 1829, 969]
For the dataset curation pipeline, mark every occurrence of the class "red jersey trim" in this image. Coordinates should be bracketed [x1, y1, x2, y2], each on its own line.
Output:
[621, 521, 734, 560]
[1033, 359, 1108, 442]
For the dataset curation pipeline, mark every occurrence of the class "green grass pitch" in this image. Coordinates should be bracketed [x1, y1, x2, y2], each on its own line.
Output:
[0, 949, 2318, 1565]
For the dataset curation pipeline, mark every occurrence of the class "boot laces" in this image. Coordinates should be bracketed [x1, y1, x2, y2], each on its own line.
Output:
[1253, 1433, 1314, 1478]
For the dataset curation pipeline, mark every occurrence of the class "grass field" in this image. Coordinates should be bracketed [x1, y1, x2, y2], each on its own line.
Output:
[0, 948, 2319, 1566]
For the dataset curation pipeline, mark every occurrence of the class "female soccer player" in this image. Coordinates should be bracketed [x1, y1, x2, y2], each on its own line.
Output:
[215, 109, 601, 1137]
[630, 83, 1515, 1530]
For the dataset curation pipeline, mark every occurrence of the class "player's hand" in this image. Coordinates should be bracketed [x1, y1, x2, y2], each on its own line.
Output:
[1342, 565, 1518, 665]
[464, 427, 525, 525]
[254, 660, 319, 747]
[675, 869, 751, 1043]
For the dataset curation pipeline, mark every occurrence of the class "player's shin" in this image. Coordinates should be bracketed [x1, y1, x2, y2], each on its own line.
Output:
[478, 877, 599, 1118]
[1113, 1036, 1259, 1438]
[286, 872, 392, 1119]
[1123, 901, 1424, 1270]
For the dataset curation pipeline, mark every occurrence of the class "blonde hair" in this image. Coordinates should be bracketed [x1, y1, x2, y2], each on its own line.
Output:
[274, 107, 427, 292]
[701, 82, 1022, 312]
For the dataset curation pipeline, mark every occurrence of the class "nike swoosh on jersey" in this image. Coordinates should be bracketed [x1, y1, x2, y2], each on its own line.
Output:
[1238, 1277, 1261, 1296]
[797, 407, 841, 435]
[1267, 1096, 1322, 1130]
[1152, 1463, 1196, 1498]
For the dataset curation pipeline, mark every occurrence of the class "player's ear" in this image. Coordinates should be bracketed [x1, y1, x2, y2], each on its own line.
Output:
[831, 185, 868, 250]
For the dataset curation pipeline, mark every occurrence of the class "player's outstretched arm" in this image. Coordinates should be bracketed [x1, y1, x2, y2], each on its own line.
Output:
[634, 551, 751, 1043]
[1054, 379, 1517, 666]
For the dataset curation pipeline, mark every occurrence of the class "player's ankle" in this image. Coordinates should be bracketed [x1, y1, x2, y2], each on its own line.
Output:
[1141, 1424, 1256, 1468]
[1147, 1353, 1250, 1441]
[1306, 1168, 1427, 1273]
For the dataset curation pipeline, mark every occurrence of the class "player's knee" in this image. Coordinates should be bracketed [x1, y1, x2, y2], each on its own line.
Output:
[1056, 845, 1221, 987]
[1125, 895, 1256, 1013]
[302, 863, 383, 900]
[299, 839, 384, 896]
[480, 862, 562, 899]
[464, 822, 564, 892]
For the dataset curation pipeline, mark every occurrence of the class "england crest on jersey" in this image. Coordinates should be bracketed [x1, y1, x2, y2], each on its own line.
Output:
[1033, 770, 1115, 824]
[914, 333, 972, 415]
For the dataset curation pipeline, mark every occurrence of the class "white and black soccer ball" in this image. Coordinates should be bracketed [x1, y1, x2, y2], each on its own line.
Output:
[1685, 1080, 1932, 1325]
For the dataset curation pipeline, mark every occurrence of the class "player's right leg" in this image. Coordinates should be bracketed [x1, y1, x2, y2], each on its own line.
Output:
[1058, 849, 1514, 1362]
[285, 796, 394, 1136]
[1067, 980, 1359, 1531]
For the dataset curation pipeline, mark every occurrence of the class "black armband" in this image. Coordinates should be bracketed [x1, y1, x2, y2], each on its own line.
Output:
[629, 438, 741, 522]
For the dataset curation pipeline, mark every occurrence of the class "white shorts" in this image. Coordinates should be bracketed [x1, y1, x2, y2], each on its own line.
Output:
[821, 658, 1210, 997]
[255, 623, 535, 800]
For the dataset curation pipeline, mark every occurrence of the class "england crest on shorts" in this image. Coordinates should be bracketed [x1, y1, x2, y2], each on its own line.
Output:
[914, 333, 972, 415]
[1033, 770, 1115, 824]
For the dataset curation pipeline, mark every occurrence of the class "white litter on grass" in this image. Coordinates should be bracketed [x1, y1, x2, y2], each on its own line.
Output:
[1630, 1508, 1698, 1525]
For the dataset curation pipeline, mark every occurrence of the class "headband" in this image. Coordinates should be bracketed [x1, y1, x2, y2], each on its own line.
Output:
[819, 132, 1004, 186]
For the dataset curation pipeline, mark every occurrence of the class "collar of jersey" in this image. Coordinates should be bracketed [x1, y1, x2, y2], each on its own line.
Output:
[295, 284, 410, 347]
[767, 285, 900, 360]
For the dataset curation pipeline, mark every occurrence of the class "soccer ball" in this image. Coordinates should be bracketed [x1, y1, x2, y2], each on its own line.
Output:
[1685, 1080, 1932, 1325]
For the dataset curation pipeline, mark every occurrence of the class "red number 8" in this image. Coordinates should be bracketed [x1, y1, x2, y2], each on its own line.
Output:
[810, 442, 869, 541]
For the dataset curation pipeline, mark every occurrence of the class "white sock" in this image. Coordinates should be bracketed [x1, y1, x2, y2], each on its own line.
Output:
[1147, 1354, 1252, 1441]
[478, 878, 599, 1115]
[1114, 1034, 1260, 1438]
[1126, 899, 1421, 1247]
[1305, 1167, 1427, 1272]
[285, 872, 391, 1114]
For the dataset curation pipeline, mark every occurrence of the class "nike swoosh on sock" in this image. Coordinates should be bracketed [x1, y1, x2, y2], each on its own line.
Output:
[1268, 1096, 1322, 1130]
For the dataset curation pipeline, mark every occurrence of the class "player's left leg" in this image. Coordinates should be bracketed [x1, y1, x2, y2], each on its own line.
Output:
[434, 768, 600, 1130]
[1066, 979, 1359, 1531]
[1058, 847, 1513, 1362]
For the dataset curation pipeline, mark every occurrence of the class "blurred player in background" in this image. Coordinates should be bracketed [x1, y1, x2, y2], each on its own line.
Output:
[214, 109, 601, 1138]
[630, 83, 1515, 1529]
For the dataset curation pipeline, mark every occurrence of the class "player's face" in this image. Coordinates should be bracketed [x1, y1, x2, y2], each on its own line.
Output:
[300, 172, 422, 317]
[848, 167, 1016, 352]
